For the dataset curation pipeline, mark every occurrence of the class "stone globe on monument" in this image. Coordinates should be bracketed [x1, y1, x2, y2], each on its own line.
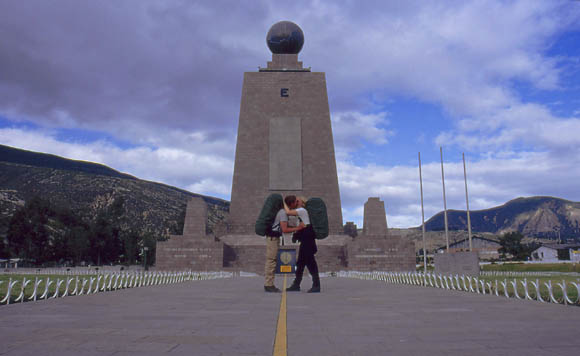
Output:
[266, 21, 304, 54]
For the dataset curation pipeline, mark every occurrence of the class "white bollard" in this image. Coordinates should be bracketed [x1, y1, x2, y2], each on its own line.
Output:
[545, 280, 558, 303]
[501, 279, 509, 298]
[557, 280, 574, 305]
[79, 278, 88, 295]
[510, 279, 522, 299]
[52, 279, 64, 298]
[461, 275, 467, 291]
[29, 277, 42, 301]
[72, 277, 79, 296]
[1, 279, 18, 304]
[40, 278, 53, 299]
[88, 277, 95, 294]
[15, 278, 31, 303]
[520, 279, 532, 300]
[63, 278, 73, 297]
[571, 281, 580, 304]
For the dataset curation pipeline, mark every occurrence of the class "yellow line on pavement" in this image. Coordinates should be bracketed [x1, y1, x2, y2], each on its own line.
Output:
[273, 275, 287, 356]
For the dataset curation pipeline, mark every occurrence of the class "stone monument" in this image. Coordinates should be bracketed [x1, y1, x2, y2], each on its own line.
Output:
[347, 197, 415, 271]
[156, 197, 223, 270]
[220, 20, 348, 272]
[227, 21, 343, 235]
[362, 198, 388, 236]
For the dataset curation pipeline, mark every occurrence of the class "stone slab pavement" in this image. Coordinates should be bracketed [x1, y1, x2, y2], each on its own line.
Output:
[1, 276, 580, 355]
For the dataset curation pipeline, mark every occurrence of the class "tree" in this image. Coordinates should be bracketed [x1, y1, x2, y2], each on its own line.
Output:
[67, 225, 90, 265]
[498, 231, 536, 261]
[0, 238, 7, 259]
[120, 229, 141, 265]
[89, 197, 125, 265]
[140, 232, 157, 268]
[7, 197, 52, 265]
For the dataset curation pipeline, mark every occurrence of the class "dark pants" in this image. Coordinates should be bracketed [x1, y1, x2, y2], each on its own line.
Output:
[293, 225, 320, 287]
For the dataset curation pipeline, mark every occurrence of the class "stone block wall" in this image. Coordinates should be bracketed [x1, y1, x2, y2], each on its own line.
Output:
[347, 235, 415, 272]
[313, 244, 347, 271]
[156, 237, 224, 271]
[434, 251, 480, 276]
[222, 238, 266, 274]
[156, 197, 224, 271]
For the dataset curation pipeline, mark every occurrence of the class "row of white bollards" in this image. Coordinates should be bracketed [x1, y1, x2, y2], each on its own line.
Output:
[0, 271, 233, 305]
[337, 271, 580, 306]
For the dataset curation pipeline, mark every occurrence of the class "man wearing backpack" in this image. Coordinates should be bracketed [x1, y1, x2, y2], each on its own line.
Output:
[285, 196, 321, 293]
[264, 196, 305, 293]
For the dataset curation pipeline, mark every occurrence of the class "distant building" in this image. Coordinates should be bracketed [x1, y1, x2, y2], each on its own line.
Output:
[531, 244, 580, 262]
[435, 236, 501, 260]
[0, 258, 22, 268]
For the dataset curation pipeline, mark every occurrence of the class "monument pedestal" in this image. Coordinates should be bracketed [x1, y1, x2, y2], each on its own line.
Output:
[345, 197, 415, 272]
[156, 237, 223, 271]
[220, 234, 350, 274]
[156, 197, 223, 270]
[346, 235, 415, 272]
[434, 251, 480, 276]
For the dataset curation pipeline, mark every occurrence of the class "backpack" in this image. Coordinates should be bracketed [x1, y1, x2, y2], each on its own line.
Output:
[255, 194, 283, 236]
[305, 197, 329, 240]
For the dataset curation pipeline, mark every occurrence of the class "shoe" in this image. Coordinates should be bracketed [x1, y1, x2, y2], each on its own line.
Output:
[264, 285, 281, 293]
[286, 283, 300, 292]
[307, 285, 320, 293]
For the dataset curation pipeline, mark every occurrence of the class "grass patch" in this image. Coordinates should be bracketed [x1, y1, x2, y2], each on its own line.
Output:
[482, 263, 580, 273]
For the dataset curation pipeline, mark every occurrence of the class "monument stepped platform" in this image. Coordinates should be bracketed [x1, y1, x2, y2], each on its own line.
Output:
[2, 276, 579, 355]
[220, 234, 351, 274]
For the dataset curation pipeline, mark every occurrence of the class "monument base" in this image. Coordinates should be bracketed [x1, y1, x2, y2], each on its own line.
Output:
[346, 234, 415, 272]
[156, 236, 224, 271]
[220, 234, 350, 275]
[434, 251, 480, 276]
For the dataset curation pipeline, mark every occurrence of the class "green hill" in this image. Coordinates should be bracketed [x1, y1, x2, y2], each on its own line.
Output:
[0, 144, 229, 245]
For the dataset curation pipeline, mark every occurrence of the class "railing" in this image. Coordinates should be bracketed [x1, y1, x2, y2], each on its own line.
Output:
[337, 271, 580, 306]
[0, 271, 233, 305]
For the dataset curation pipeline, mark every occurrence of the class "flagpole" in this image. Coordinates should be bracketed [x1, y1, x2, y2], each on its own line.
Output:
[440, 147, 449, 252]
[463, 153, 472, 251]
[419, 152, 427, 273]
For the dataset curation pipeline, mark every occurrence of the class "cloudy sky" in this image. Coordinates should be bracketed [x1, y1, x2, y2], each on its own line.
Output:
[1, 1, 580, 228]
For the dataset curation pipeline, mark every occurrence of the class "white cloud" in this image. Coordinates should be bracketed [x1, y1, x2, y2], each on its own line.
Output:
[331, 111, 393, 155]
[0, 128, 234, 199]
[2, 1, 577, 152]
[337, 149, 580, 228]
[437, 103, 580, 150]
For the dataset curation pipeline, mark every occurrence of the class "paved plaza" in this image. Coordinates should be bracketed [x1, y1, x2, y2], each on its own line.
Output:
[1, 276, 580, 355]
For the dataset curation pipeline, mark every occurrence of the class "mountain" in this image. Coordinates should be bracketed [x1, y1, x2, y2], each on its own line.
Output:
[423, 196, 580, 240]
[0, 144, 229, 241]
[3, 144, 579, 249]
